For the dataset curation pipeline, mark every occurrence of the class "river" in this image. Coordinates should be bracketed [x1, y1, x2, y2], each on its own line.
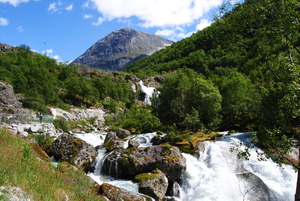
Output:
[75, 131, 297, 201]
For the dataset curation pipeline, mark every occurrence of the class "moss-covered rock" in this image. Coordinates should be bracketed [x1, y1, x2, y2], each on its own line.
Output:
[134, 170, 168, 200]
[101, 145, 186, 181]
[51, 133, 98, 171]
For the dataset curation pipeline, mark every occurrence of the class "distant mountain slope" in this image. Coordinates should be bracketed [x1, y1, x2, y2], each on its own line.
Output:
[70, 28, 173, 71]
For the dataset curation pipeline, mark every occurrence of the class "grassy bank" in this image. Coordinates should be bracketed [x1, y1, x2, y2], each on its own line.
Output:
[0, 128, 103, 201]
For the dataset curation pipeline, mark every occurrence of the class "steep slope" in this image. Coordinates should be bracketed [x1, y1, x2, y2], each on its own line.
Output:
[70, 28, 173, 71]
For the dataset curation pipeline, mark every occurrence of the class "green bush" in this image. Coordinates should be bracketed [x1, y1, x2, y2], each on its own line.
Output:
[53, 116, 70, 132]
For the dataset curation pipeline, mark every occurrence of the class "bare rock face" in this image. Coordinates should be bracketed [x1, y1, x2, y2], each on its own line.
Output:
[70, 28, 173, 71]
[51, 133, 98, 171]
[134, 170, 169, 200]
[101, 145, 186, 181]
[0, 80, 22, 111]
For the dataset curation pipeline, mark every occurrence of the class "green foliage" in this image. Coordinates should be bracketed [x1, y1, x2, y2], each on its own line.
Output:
[154, 68, 222, 129]
[22, 143, 31, 161]
[115, 104, 161, 133]
[53, 116, 70, 132]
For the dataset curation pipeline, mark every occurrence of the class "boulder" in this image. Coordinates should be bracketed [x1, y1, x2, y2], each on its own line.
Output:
[102, 145, 186, 181]
[0, 186, 33, 201]
[134, 170, 168, 200]
[236, 173, 272, 201]
[128, 139, 140, 148]
[28, 139, 51, 161]
[116, 128, 131, 139]
[98, 183, 149, 201]
[51, 133, 97, 171]
[103, 131, 124, 151]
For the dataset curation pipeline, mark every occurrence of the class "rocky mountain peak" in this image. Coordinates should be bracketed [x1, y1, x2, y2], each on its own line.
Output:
[70, 28, 173, 71]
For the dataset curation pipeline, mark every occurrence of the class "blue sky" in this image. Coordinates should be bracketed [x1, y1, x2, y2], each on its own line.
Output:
[0, 0, 243, 62]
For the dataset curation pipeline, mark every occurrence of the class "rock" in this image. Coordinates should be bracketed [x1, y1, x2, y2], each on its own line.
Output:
[49, 107, 105, 128]
[116, 128, 131, 139]
[102, 145, 186, 181]
[0, 80, 22, 110]
[98, 183, 147, 201]
[236, 172, 272, 201]
[128, 139, 140, 148]
[28, 139, 51, 162]
[51, 133, 98, 171]
[0, 186, 33, 201]
[134, 170, 168, 200]
[103, 131, 124, 151]
[54, 189, 69, 201]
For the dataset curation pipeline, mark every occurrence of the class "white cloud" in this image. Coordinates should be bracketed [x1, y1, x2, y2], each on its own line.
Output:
[156, 27, 193, 41]
[17, 25, 23, 32]
[48, 1, 73, 13]
[83, 14, 93, 19]
[92, 17, 104, 26]
[53, 55, 60, 60]
[89, 0, 223, 28]
[65, 3, 73, 11]
[42, 49, 53, 55]
[48, 2, 58, 13]
[196, 19, 212, 31]
[0, 0, 29, 7]
[41, 49, 61, 60]
[0, 17, 8, 26]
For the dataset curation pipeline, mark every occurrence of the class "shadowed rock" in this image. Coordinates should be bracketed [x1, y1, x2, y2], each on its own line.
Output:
[102, 145, 186, 181]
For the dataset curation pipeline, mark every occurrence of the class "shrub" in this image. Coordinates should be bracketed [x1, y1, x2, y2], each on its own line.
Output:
[53, 116, 70, 132]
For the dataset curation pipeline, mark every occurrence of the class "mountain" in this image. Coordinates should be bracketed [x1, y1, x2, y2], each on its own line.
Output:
[70, 28, 173, 71]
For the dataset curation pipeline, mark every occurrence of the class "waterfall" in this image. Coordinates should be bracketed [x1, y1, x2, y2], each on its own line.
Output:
[180, 132, 297, 201]
[75, 132, 297, 201]
[139, 80, 155, 105]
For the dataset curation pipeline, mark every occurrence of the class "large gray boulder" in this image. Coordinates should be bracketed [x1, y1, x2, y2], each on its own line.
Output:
[51, 133, 98, 171]
[116, 128, 131, 139]
[134, 170, 168, 200]
[101, 145, 186, 181]
[103, 131, 124, 151]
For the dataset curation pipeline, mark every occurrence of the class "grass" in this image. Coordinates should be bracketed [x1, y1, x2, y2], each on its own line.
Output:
[0, 128, 104, 201]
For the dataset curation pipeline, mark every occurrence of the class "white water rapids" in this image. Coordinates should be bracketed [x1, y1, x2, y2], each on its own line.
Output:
[75, 132, 297, 201]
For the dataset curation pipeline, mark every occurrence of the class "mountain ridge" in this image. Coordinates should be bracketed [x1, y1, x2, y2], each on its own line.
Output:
[70, 28, 173, 71]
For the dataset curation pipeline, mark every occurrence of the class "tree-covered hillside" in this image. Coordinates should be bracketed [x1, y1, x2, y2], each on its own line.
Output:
[124, 0, 300, 134]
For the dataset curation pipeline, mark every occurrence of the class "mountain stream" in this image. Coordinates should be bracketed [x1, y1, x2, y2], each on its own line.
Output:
[74, 131, 296, 201]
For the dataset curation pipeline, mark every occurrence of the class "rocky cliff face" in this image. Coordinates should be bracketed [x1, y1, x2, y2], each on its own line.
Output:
[70, 28, 173, 71]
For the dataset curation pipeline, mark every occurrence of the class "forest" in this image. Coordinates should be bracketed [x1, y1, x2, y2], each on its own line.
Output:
[0, 0, 299, 170]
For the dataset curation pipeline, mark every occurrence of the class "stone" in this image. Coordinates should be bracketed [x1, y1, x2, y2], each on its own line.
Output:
[0, 186, 33, 201]
[128, 139, 140, 148]
[98, 183, 147, 201]
[116, 128, 131, 139]
[134, 170, 168, 200]
[103, 131, 124, 151]
[102, 145, 186, 181]
[28, 139, 51, 161]
[51, 133, 98, 171]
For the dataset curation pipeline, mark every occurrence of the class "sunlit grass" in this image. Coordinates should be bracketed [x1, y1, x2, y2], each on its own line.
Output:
[0, 128, 103, 201]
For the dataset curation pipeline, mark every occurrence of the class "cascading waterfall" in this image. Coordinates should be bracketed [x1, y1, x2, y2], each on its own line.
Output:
[76, 132, 297, 201]
[180, 132, 296, 201]
[139, 80, 155, 105]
